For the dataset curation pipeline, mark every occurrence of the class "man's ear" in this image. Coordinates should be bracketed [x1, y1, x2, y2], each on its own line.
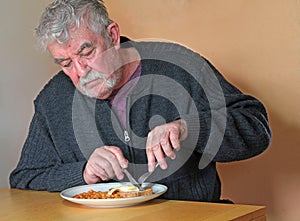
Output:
[107, 22, 120, 48]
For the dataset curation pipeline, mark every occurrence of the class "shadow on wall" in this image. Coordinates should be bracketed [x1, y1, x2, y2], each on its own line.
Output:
[218, 108, 300, 221]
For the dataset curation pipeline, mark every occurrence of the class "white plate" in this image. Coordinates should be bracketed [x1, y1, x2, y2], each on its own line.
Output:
[60, 182, 167, 208]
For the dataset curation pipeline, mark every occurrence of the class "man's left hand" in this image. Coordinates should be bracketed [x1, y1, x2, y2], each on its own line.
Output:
[146, 119, 188, 172]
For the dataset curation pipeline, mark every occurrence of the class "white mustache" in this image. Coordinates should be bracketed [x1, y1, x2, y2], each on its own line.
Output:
[79, 70, 115, 89]
[77, 70, 117, 98]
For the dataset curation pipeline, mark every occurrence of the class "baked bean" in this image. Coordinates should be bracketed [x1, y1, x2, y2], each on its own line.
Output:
[73, 189, 122, 199]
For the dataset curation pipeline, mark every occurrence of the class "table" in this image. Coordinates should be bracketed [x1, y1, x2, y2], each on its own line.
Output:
[0, 188, 265, 220]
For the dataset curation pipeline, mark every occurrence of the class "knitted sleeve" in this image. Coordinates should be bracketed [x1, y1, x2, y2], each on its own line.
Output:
[9, 110, 87, 192]
[134, 40, 271, 165]
[181, 60, 271, 165]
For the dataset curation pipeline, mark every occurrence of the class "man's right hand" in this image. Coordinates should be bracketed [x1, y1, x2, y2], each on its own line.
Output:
[83, 146, 128, 184]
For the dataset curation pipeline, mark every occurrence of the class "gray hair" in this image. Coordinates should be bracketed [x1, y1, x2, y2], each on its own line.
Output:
[35, 0, 113, 50]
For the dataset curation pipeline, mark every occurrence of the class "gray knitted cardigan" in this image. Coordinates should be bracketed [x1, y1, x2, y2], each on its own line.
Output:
[10, 39, 271, 202]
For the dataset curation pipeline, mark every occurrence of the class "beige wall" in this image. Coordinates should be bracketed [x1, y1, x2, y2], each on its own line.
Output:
[0, 0, 58, 188]
[105, 1, 299, 221]
[1, 1, 299, 221]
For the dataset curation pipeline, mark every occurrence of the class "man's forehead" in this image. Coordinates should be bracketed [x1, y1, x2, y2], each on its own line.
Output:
[47, 39, 93, 57]
[48, 25, 98, 51]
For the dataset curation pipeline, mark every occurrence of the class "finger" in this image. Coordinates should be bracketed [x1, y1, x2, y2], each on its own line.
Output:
[102, 147, 125, 180]
[179, 119, 188, 141]
[146, 131, 159, 172]
[95, 167, 110, 181]
[160, 136, 176, 160]
[83, 167, 101, 184]
[84, 162, 109, 184]
[146, 146, 157, 172]
[104, 146, 128, 168]
[152, 144, 167, 170]
[97, 158, 116, 179]
[97, 167, 110, 180]
[93, 149, 117, 179]
[169, 127, 181, 151]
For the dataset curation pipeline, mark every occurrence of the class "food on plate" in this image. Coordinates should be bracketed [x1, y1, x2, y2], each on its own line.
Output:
[108, 186, 152, 198]
[72, 185, 152, 199]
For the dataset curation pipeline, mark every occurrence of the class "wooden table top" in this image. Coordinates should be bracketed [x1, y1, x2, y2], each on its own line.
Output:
[0, 188, 266, 221]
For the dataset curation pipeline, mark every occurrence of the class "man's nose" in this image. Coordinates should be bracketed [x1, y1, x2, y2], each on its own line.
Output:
[74, 58, 90, 77]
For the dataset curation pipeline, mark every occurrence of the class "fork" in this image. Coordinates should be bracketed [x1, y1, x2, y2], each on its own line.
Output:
[138, 162, 159, 185]
[122, 168, 143, 191]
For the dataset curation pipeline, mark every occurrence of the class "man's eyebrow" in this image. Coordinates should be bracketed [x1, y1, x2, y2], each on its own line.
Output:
[76, 42, 93, 55]
[53, 42, 94, 64]
[54, 57, 70, 65]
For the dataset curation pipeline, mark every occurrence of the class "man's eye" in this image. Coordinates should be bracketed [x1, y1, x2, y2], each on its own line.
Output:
[62, 61, 72, 68]
[81, 48, 95, 58]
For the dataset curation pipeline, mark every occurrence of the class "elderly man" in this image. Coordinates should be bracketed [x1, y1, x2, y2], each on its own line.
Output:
[10, 0, 271, 202]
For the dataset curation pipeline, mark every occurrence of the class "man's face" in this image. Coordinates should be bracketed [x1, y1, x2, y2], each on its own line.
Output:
[47, 24, 122, 99]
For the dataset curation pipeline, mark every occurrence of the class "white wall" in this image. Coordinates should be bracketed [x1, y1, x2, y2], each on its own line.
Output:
[0, 0, 58, 187]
